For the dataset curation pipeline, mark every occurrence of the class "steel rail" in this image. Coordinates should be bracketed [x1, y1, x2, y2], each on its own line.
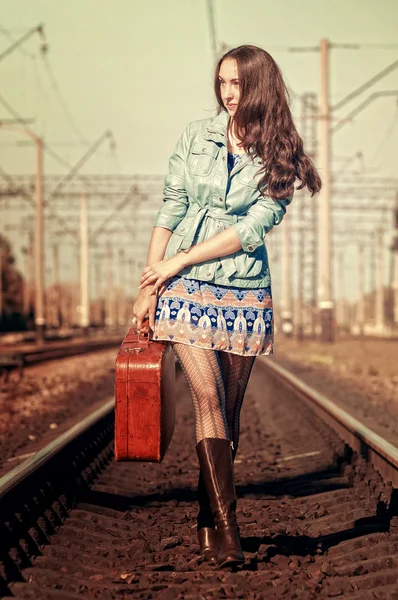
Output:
[22, 337, 121, 363]
[0, 397, 114, 501]
[0, 336, 122, 376]
[259, 357, 398, 487]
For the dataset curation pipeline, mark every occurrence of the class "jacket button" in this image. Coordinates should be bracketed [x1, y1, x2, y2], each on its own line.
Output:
[202, 147, 206, 151]
[247, 245, 254, 251]
[207, 271, 211, 276]
[219, 197, 223, 201]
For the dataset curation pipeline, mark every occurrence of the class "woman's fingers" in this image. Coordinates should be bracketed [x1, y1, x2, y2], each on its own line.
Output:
[141, 273, 163, 289]
[140, 276, 151, 289]
[139, 316, 150, 333]
[140, 265, 157, 279]
[132, 302, 147, 332]
[148, 293, 157, 330]
[158, 283, 167, 297]
[141, 265, 153, 276]
[140, 267, 152, 281]
[135, 313, 150, 332]
[140, 272, 151, 284]
[140, 270, 158, 287]
[152, 277, 165, 293]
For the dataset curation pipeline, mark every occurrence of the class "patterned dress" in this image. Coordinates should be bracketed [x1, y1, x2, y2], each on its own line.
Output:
[152, 152, 274, 356]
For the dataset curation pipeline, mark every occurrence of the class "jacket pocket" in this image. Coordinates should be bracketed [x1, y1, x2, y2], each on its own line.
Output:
[233, 247, 265, 278]
[186, 141, 220, 176]
[238, 160, 263, 188]
[164, 231, 185, 259]
[164, 216, 194, 259]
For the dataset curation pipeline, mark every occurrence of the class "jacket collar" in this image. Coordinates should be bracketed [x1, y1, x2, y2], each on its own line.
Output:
[203, 109, 260, 173]
[203, 110, 230, 142]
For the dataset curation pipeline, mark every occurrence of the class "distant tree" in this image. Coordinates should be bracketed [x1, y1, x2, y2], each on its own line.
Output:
[0, 233, 24, 321]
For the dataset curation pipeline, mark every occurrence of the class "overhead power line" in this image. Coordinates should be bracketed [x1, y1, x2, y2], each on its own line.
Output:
[40, 52, 88, 145]
[0, 22, 47, 62]
[0, 92, 76, 170]
[0, 21, 32, 57]
[367, 104, 398, 171]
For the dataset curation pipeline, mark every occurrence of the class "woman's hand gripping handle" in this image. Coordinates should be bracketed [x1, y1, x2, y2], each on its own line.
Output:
[132, 285, 158, 332]
[132, 225, 173, 332]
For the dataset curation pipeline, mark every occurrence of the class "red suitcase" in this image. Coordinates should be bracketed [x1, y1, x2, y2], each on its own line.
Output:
[114, 326, 175, 462]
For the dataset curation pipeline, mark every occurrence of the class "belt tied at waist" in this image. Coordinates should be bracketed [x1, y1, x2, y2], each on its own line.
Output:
[179, 204, 243, 278]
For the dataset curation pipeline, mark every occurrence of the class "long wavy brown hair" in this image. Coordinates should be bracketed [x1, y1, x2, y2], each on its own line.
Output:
[214, 45, 322, 200]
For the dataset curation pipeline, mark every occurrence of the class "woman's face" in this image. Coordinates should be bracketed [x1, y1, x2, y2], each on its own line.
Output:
[218, 58, 240, 115]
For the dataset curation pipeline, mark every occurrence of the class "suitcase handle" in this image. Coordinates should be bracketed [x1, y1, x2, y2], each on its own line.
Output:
[122, 325, 153, 353]
[137, 328, 152, 344]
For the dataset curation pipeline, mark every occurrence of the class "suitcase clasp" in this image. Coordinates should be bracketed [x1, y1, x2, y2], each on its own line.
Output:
[121, 326, 153, 353]
[124, 346, 145, 354]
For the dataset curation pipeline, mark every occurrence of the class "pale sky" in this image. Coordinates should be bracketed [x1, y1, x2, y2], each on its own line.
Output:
[1, 0, 397, 304]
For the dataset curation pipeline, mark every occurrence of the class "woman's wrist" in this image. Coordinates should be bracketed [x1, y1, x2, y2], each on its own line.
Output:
[178, 250, 191, 269]
[178, 228, 242, 270]
[140, 283, 155, 294]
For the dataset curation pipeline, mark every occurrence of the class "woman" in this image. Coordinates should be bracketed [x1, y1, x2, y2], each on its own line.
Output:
[133, 45, 321, 568]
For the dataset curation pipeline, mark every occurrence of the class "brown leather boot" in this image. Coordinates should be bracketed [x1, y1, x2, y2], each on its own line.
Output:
[232, 443, 238, 462]
[195, 438, 244, 568]
[196, 442, 238, 562]
[196, 470, 217, 563]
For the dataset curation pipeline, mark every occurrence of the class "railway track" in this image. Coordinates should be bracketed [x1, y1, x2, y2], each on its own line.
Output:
[0, 336, 122, 379]
[1, 357, 398, 599]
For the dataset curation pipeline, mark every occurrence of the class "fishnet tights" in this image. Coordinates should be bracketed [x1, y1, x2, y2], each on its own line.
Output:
[172, 343, 256, 451]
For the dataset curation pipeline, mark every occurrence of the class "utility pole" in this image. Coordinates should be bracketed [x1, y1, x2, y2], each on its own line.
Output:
[356, 243, 365, 335]
[335, 251, 345, 332]
[26, 231, 34, 317]
[105, 241, 113, 328]
[206, 0, 218, 58]
[369, 231, 376, 296]
[52, 243, 60, 288]
[35, 135, 45, 344]
[22, 247, 29, 318]
[72, 245, 80, 327]
[51, 243, 60, 327]
[288, 43, 398, 340]
[80, 189, 89, 333]
[300, 93, 318, 339]
[123, 250, 129, 325]
[280, 214, 293, 336]
[295, 225, 304, 339]
[391, 193, 398, 328]
[0, 91, 47, 345]
[117, 248, 125, 326]
[128, 257, 134, 322]
[0, 247, 3, 321]
[94, 255, 102, 326]
[375, 229, 385, 333]
[317, 39, 334, 342]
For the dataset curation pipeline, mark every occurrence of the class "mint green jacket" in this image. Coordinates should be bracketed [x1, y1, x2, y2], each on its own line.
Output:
[153, 109, 293, 288]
